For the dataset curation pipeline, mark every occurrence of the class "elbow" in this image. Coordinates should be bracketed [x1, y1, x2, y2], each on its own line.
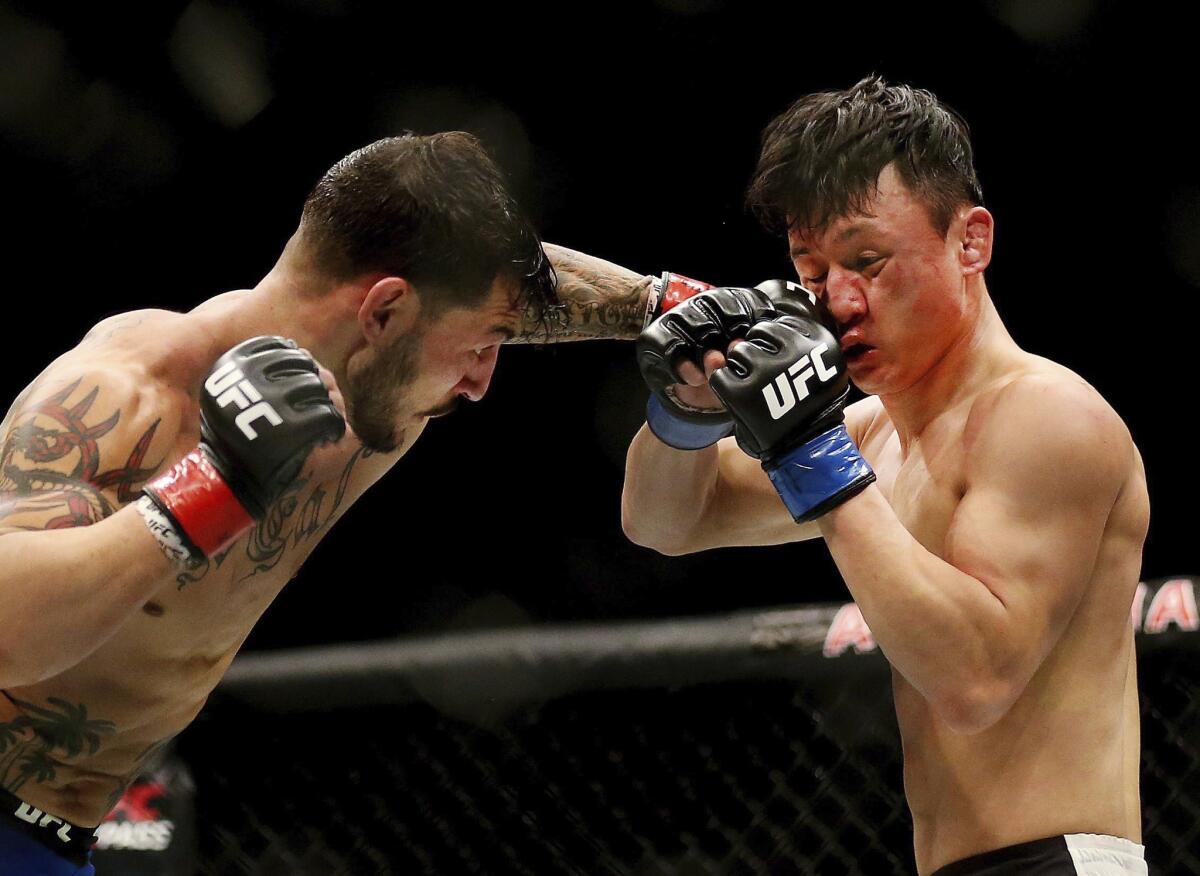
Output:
[620, 505, 694, 557]
[933, 677, 1019, 735]
[644, 540, 695, 558]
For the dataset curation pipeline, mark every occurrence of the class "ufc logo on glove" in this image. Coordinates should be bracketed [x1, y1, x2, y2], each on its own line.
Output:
[204, 362, 284, 440]
[762, 343, 838, 420]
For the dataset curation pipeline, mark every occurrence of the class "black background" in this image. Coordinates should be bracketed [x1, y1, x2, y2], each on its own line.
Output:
[1, 0, 1195, 651]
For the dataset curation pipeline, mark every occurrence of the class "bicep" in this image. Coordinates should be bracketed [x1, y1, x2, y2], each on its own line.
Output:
[946, 478, 1111, 649]
[944, 383, 1128, 672]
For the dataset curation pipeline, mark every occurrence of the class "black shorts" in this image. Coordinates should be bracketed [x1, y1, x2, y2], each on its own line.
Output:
[932, 834, 1146, 875]
[0, 785, 95, 875]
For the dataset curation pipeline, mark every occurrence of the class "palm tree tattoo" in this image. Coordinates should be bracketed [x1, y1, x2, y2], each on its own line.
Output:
[0, 697, 116, 794]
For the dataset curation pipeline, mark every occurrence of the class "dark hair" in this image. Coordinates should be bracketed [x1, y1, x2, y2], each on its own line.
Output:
[299, 132, 555, 318]
[747, 75, 983, 237]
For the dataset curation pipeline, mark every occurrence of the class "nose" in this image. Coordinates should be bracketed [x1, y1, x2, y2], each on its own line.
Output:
[454, 346, 499, 402]
[821, 266, 867, 326]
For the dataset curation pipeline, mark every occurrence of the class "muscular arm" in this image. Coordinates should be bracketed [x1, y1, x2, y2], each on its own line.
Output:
[621, 396, 883, 553]
[817, 377, 1131, 733]
[512, 244, 656, 342]
[621, 431, 819, 554]
[0, 510, 178, 687]
[0, 372, 183, 687]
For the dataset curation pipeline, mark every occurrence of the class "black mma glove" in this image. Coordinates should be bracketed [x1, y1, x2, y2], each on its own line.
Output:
[636, 286, 777, 449]
[708, 309, 875, 522]
[141, 336, 345, 560]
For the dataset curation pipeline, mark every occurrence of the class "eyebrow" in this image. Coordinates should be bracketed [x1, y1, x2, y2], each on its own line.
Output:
[788, 223, 871, 259]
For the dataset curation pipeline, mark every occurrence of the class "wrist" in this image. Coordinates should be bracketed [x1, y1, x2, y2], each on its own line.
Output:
[645, 393, 734, 450]
[645, 272, 714, 326]
[140, 447, 256, 559]
[135, 496, 205, 570]
[762, 424, 875, 522]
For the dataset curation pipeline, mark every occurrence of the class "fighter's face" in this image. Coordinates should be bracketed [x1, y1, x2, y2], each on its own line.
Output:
[787, 164, 973, 398]
[344, 275, 521, 453]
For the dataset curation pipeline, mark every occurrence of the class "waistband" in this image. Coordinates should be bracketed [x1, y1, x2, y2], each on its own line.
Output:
[932, 834, 1146, 876]
[0, 785, 96, 865]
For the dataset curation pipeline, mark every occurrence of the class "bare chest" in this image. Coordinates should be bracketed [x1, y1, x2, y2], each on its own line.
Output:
[110, 383, 417, 663]
[133, 439, 384, 652]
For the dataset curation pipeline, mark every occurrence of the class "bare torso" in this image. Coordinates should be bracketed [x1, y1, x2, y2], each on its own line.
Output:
[0, 300, 413, 825]
[850, 354, 1148, 873]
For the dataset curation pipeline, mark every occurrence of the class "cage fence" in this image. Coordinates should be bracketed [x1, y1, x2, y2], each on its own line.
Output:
[95, 576, 1199, 875]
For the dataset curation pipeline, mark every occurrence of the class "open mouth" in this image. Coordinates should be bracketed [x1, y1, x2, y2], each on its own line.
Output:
[843, 343, 874, 362]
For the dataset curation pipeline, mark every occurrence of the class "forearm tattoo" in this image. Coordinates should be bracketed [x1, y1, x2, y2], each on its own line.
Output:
[512, 243, 656, 343]
[174, 443, 371, 588]
[239, 444, 370, 581]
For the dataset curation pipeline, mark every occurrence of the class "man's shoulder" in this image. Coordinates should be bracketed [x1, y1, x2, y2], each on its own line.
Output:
[0, 357, 189, 531]
[81, 308, 181, 345]
[1, 356, 190, 459]
[965, 363, 1132, 488]
[75, 305, 230, 391]
[971, 360, 1125, 433]
[1, 307, 212, 480]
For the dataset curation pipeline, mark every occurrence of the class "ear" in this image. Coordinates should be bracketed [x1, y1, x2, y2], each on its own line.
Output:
[358, 277, 420, 345]
[959, 206, 994, 276]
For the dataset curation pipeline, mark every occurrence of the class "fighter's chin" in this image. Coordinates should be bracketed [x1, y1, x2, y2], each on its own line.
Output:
[846, 365, 907, 399]
[343, 410, 401, 454]
[844, 361, 883, 394]
[419, 397, 461, 419]
[356, 426, 404, 455]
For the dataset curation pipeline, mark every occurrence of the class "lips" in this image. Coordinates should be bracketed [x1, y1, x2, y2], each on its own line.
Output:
[842, 343, 874, 362]
[838, 329, 873, 361]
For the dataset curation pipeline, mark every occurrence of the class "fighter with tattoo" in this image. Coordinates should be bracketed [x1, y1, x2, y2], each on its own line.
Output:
[0, 132, 668, 874]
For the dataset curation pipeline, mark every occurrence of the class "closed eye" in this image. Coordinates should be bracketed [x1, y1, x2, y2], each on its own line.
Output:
[473, 342, 502, 358]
